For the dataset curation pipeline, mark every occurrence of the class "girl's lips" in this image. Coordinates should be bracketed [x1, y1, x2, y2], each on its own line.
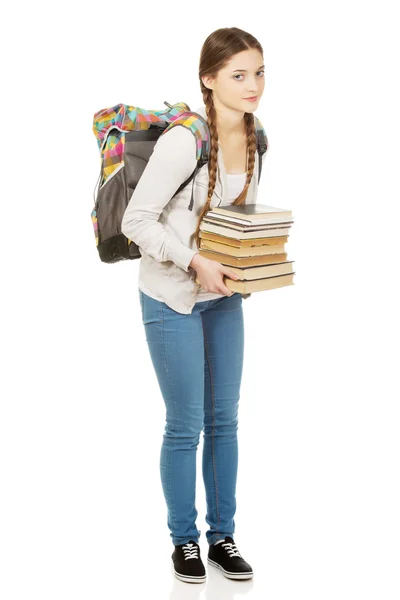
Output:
[244, 96, 258, 101]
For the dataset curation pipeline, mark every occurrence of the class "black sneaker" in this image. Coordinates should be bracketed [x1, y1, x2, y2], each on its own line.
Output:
[171, 540, 206, 584]
[208, 536, 254, 580]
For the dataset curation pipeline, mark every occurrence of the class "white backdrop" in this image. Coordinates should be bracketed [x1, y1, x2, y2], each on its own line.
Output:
[1, 1, 399, 599]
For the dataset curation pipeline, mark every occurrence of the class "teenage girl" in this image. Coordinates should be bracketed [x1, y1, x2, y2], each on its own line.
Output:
[123, 27, 266, 583]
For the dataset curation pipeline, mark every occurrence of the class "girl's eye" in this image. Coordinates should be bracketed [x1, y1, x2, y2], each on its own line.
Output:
[234, 71, 265, 81]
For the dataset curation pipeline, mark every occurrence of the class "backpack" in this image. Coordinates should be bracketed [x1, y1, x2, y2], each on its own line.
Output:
[91, 101, 268, 264]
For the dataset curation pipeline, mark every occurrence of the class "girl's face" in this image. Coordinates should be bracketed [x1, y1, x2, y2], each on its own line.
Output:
[202, 48, 265, 114]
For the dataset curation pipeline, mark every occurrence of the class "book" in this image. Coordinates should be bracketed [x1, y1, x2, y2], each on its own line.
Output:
[197, 248, 288, 267]
[207, 212, 294, 227]
[201, 216, 293, 232]
[199, 220, 291, 239]
[211, 203, 292, 221]
[199, 235, 287, 257]
[199, 230, 289, 248]
[195, 260, 294, 281]
[224, 272, 295, 294]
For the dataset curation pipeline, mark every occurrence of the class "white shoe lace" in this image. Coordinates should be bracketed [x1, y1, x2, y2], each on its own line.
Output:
[182, 543, 199, 560]
[221, 542, 242, 558]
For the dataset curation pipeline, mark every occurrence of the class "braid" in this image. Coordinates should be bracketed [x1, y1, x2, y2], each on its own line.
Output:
[235, 112, 257, 202]
[191, 96, 258, 249]
[190, 87, 218, 247]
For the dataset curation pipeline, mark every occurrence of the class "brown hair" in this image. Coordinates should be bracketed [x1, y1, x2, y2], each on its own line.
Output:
[190, 27, 264, 249]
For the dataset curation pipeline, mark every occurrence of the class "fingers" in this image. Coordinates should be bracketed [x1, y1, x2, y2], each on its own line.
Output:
[221, 274, 235, 297]
[222, 267, 239, 281]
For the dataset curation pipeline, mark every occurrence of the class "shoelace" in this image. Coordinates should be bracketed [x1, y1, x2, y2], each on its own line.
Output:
[182, 543, 199, 560]
[220, 541, 242, 558]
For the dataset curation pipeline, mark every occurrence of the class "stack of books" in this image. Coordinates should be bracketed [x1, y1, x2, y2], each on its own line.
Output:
[194, 203, 295, 294]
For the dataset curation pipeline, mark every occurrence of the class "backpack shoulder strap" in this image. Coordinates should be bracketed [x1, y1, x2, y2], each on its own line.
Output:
[254, 115, 268, 183]
[161, 110, 211, 211]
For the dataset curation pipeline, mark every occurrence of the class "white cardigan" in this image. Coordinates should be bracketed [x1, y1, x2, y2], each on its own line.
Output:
[121, 104, 267, 314]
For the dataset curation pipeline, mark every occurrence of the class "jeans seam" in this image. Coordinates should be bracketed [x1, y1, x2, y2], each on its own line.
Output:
[159, 302, 178, 532]
[159, 303, 168, 374]
[202, 317, 221, 537]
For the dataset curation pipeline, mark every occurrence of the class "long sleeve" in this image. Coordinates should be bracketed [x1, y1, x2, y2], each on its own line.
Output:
[121, 125, 198, 272]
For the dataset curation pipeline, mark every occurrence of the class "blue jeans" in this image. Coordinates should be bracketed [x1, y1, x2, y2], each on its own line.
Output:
[138, 289, 245, 547]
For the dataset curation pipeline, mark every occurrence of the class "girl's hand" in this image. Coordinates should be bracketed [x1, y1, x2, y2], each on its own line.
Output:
[190, 254, 239, 297]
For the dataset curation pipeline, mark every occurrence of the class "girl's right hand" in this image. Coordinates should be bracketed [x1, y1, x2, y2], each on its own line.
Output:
[190, 253, 239, 297]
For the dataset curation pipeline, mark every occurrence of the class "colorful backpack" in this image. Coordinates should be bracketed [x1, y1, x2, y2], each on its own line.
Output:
[91, 101, 268, 264]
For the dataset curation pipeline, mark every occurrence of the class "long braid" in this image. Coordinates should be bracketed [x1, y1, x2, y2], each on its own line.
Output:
[234, 112, 257, 203]
[190, 87, 218, 247]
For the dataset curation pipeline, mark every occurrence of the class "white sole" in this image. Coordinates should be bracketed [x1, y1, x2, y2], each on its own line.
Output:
[173, 569, 206, 584]
[207, 557, 254, 579]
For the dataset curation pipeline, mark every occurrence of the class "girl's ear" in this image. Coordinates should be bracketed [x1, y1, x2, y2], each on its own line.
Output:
[202, 75, 214, 90]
